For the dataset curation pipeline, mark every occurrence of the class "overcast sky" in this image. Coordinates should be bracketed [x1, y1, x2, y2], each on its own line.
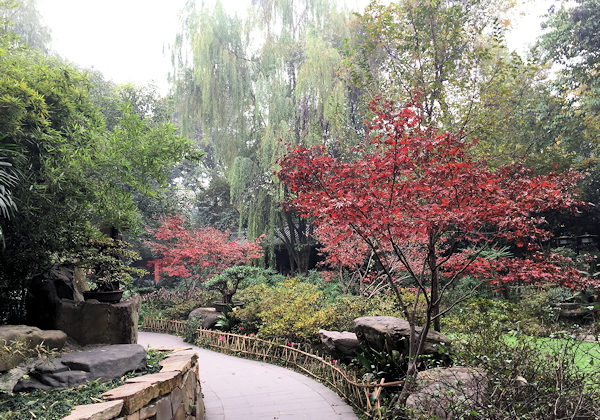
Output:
[36, 0, 554, 95]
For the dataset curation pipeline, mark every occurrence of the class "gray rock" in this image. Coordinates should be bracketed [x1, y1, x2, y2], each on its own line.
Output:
[406, 366, 487, 419]
[14, 344, 146, 392]
[353, 316, 450, 356]
[188, 307, 220, 329]
[0, 325, 67, 371]
[60, 344, 146, 379]
[0, 358, 42, 394]
[319, 330, 360, 359]
[55, 296, 141, 345]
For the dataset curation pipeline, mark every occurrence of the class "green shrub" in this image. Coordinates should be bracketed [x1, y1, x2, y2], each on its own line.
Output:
[233, 283, 270, 334]
[184, 317, 203, 343]
[140, 287, 218, 322]
[260, 278, 335, 342]
[441, 297, 543, 338]
[441, 275, 494, 306]
[295, 270, 343, 301]
[236, 278, 335, 342]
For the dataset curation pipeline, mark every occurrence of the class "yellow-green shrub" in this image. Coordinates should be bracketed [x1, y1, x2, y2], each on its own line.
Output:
[238, 278, 335, 342]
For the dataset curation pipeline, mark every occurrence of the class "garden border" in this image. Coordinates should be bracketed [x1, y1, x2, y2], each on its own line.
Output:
[142, 318, 400, 418]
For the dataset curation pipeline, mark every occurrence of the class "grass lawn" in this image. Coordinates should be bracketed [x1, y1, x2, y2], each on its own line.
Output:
[448, 332, 600, 371]
[503, 334, 600, 371]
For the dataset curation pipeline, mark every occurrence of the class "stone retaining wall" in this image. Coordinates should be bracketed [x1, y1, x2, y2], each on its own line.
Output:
[64, 347, 205, 420]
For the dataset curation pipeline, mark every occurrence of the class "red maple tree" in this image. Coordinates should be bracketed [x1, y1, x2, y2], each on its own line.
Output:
[278, 99, 590, 382]
[146, 215, 264, 287]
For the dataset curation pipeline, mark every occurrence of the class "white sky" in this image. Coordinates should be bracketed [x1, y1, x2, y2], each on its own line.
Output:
[36, 0, 554, 95]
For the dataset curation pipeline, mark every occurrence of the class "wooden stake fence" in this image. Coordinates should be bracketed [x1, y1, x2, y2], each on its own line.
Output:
[142, 318, 401, 418]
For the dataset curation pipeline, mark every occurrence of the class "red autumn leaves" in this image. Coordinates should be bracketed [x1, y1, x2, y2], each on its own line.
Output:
[146, 215, 264, 284]
[278, 99, 593, 290]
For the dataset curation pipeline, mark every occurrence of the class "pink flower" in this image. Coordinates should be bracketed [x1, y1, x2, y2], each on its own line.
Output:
[220, 336, 225, 341]
[239, 327, 244, 330]
[333, 360, 337, 364]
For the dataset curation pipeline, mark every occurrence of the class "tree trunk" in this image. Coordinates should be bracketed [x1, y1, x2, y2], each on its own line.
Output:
[428, 235, 441, 332]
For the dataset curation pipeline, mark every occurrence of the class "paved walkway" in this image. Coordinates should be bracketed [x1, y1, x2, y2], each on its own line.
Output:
[138, 332, 358, 420]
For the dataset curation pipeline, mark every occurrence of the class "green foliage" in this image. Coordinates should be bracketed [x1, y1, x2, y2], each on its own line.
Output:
[444, 298, 523, 351]
[161, 300, 202, 321]
[194, 174, 239, 231]
[204, 265, 266, 304]
[294, 270, 344, 301]
[214, 305, 241, 332]
[347, 0, 513, 129]
[184, 317, 203, 343]
[540, 0, 600, 114]
[68, 236, 146, 291]
[0, 156, 17, 221]
[355, 335, 406, 383]
[0, 26, 197, 318]
[235, 278, 335, 342]
[329, 293, 404, 332]
[441, 275, 494, 308]
[140, 288, 218, 322]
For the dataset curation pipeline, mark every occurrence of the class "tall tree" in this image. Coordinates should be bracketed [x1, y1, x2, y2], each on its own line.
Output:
[540, 0, 600, 123]
[0, 38, 196, 320]
[0, 0, 50, 52]
[538, 0, 600, 238]
[345, 0, 513, 130]
[345, 0, 592, 174]
[171, 0, 361, 272]
[278, 99, 588, 400]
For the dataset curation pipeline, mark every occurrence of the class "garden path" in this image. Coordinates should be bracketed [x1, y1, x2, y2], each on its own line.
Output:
[138, 332, 358, 420]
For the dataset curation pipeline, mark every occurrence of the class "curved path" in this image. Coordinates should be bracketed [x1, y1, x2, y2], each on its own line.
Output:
[138, 332, 358, 420]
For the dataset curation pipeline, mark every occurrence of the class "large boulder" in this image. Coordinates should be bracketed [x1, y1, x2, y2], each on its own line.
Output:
[319, 330, 360, 360]
[353, 316, 450, 356]
[0, 325, 67, 372]
[188, 307, 220, 329]
[55, 295, 141, 345]
[406, 366, 488, 419]
[14, 344, 147, 392]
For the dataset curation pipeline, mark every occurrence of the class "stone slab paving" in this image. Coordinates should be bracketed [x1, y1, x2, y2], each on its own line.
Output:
[138, 332, 358, 420]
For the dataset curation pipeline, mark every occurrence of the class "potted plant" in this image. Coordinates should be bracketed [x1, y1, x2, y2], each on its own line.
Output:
[75, 236, 146, 303]
[204, 265, 262, 311]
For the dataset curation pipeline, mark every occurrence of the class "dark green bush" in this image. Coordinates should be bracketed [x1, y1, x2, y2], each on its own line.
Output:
[162, 300, 205, 320]
[140, 287, 218, 321]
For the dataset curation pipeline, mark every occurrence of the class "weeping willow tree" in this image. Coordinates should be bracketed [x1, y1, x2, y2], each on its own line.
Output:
[171, 0, 362, 272]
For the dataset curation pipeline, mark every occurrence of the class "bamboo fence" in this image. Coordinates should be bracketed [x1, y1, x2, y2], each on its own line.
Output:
[141, 318, 402, 418]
